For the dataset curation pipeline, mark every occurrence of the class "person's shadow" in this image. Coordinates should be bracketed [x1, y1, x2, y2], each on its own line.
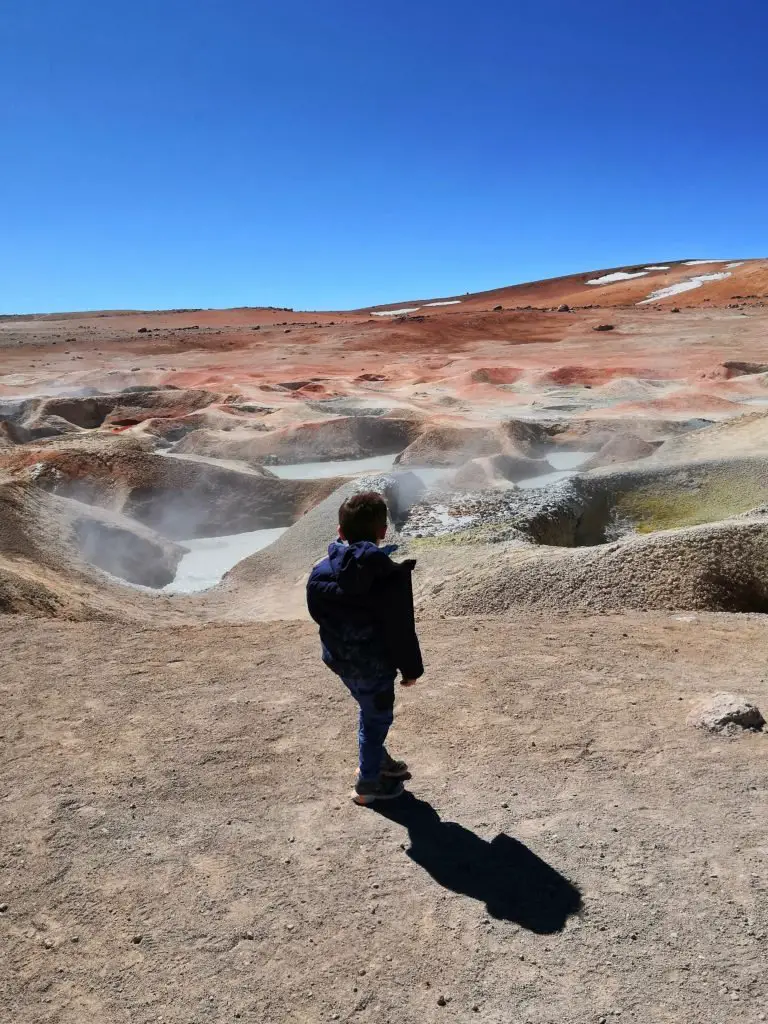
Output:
[371, 793, 582, 933]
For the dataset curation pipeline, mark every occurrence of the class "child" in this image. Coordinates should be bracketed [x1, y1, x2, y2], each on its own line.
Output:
[306, 491, 423, 805]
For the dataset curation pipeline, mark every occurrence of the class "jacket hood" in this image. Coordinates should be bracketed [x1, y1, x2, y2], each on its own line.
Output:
[326, 540, 397, 595]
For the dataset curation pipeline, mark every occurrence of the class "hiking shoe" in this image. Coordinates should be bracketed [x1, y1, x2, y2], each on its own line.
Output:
[380, 751, 409, 778]
[352, 776, 405, 806]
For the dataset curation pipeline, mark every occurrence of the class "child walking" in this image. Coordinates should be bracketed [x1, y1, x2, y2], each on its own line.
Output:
[306, 491, 423, 804]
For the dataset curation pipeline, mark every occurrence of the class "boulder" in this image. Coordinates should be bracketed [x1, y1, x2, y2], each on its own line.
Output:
[687, 694, 765, 734]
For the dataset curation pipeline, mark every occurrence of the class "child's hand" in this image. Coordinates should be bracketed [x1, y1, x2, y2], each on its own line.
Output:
[400, 677, 418, 687]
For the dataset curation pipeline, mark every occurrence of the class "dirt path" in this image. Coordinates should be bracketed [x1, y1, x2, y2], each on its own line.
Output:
[2, 612, 768, 1023]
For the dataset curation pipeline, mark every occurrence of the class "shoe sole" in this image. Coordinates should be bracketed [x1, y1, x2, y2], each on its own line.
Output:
[356, 767, 411, 780]
[351, 782, 405, 806]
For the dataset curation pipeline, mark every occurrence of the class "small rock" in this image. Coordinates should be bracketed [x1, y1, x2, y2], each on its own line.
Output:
[0, 903, 8, 913]
[687, 693, 765, 734]
[493, 305, 503, 311]
[501, 802, 509, 809]
[671, 307, 681, 313]
[592, 324, 615, 332]
[244, 930, 254, 940]
[437, 995, 448, 1007]
[70, 935, 79, 943]
[131, 934, 143, 944]
[472, 1006, 480, 1013]
[43, 938, 55, 949]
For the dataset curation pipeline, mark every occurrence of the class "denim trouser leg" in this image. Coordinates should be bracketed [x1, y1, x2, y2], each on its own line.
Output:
[342, 678, 396, 781]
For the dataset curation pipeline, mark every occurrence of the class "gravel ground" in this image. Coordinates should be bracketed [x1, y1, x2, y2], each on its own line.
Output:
[2, 612, 768, 1024]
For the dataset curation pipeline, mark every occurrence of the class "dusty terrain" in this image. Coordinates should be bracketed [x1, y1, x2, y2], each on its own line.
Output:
[3, 614, 768, 1024]
[3, 260, 768, 1022]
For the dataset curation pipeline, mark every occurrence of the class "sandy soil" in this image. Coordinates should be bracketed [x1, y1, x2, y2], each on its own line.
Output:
[3, 613, 768, 1024]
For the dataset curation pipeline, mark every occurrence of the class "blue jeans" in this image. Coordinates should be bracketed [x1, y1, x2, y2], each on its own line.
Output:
[342, 676, 396, 781]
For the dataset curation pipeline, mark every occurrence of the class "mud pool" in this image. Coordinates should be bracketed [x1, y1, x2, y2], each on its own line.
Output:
[164, 528, 287, 594]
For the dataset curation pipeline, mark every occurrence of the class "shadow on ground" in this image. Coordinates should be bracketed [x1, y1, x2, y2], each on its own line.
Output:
[371, 792, 582, 933]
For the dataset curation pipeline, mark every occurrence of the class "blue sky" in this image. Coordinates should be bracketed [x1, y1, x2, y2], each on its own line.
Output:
[2, 0, 767, 314]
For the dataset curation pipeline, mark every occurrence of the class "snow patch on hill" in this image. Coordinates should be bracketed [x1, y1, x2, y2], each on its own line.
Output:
[587, 271, 649, 285]
[637, 272, 732, 305]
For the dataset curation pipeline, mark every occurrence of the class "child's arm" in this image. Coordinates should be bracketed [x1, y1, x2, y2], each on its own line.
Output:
[377, 559, 424, 682]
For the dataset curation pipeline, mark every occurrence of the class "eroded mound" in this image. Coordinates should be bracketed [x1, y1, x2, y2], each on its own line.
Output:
[0, 476, 185, 616]
[0, 435, 343, 539]
[452, 454, 553, 489]
[412, 516, 768, 616]
[175, 415, 422, 465]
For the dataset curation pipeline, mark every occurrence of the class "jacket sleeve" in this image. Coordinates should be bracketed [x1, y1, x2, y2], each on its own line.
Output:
[377, 561, 424, 680]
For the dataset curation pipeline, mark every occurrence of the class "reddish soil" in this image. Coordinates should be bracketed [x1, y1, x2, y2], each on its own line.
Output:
[2, 260, 767, 425]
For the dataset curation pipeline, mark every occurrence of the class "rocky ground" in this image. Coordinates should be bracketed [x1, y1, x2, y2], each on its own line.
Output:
[3, 613, 768, 1024]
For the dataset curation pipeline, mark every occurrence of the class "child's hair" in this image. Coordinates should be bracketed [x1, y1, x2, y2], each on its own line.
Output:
[338, 491, 388, 543]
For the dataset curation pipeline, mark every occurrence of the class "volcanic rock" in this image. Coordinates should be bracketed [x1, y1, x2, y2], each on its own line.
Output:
[687, 694, 765, 733]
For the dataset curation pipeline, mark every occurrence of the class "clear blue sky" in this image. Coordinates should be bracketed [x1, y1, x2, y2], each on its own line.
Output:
[2, 1, 766, 314]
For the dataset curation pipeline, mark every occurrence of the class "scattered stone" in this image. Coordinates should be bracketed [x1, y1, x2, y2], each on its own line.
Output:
[137, 327, 149, 334]
[557, 304, 570, 312]
[131, 934, 143, 944]
[492, 305, 503, 311]
[687, 694, 765, 734]
[437, 995, 448, 1006]
[671, 307, 681, 313]
[592, 324, 615, 332]
[0, 903, 8, 913]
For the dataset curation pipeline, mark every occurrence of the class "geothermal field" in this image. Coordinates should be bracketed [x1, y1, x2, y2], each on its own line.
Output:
[4, 259, 768, 1023]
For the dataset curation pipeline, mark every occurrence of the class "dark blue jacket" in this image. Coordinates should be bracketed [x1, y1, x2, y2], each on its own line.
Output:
[306, 540, 424, 682]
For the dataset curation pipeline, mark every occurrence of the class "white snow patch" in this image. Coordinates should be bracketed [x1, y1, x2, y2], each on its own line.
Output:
[370, 307, 420, 316]
[683, 260, 732, 266]
[637, 272, 731, 305]
[726, 261, 745, 268]
[424, 300, 462, 307]
[586, 271, 648, 285]
[644, 265, 670, 270]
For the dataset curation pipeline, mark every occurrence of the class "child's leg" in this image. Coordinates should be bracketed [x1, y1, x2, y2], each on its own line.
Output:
[344, 678, 395, 780]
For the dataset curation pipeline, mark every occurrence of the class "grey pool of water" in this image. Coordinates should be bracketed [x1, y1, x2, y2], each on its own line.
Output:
[270, 454, 398, 478]
[164, 527, 287, 594]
